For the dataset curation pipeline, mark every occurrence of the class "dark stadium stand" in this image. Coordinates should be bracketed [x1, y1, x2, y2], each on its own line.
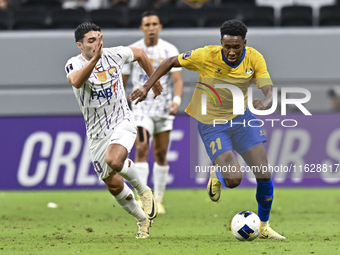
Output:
[202, 7, 238, 28]
[0, 0, 338, 29]
[220, 0, 256, 9]
[165, 8, 201, 28]
[0, 9, 9, 30]
[50, 8, 88, 29]
[90, 8, 128, 29]
[20, 0, 62, 10]
[319, 5, 340, 26]
[241, 6, 275, 27]
[12, 9, 48, 30]
[280, 6, 314, 27]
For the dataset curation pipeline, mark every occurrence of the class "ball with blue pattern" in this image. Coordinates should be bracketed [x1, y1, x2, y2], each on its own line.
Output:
[230, 211, 261, 241]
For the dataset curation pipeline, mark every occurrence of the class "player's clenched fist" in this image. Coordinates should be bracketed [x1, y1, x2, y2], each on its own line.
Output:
[253, 98, 265, 110]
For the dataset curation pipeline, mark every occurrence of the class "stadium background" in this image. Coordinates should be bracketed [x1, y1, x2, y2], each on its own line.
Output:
[1, 0, 340, 191]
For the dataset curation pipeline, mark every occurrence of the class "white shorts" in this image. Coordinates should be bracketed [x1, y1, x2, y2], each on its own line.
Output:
[88, 119, 137, 180]
[134, 113, 174, 135]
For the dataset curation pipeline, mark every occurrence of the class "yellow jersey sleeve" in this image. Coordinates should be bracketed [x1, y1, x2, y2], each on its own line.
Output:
[252, 50, 273, 89]
[178, 48, 205, 73]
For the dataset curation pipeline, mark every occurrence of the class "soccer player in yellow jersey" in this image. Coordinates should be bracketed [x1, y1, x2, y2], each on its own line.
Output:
[130, 19, 285, 240]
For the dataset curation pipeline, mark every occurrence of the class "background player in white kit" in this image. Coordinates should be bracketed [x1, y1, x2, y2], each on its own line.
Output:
[122, 11, 183, 214]
[65, 22, 161, 238]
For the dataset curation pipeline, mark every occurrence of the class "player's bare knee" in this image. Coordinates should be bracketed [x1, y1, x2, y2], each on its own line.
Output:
[126, 194, 133, 200]
[105, 182, 124, 196]
[135, 143, 149, 160]
[154, 149, 167, 165]
[105, 158, 124, 172]
[226, 178, 241, 188]
[254, 168, 271, 181]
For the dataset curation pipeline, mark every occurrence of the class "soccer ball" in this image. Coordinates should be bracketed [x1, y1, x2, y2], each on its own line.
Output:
[230, 211, 261, 241]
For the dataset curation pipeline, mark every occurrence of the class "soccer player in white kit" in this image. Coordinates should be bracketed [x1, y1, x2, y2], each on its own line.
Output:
[65, 22, 161, 238]
[122, 11, 183, 214]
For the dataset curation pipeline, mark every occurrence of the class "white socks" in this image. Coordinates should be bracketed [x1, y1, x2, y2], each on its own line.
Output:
[113, 183, 147, 222]
[135, 162, 149, 186]
[118, 159, 146, 195]
[153, 162, 169, 203]
[131, 161, 170, 203]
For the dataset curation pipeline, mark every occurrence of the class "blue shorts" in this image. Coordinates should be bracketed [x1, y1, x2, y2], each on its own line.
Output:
[198, 108, 267, 163]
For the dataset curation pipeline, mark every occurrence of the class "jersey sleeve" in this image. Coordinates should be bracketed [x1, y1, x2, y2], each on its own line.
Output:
[178, 47, 205, 73]
[108, 46, 134, 65]
[65, 57, 82, 78]
[121, 62, 132, 75]
[253, 51, 273, 89]
[167, 44, 182, 73]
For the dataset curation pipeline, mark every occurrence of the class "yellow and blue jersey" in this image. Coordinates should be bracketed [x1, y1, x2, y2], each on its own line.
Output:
[178, 45, 273, 124]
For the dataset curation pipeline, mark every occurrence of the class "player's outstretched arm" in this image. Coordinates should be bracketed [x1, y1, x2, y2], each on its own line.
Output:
[129, 47, 155, 78]
[130, 56, 182, 104]
[169, 71, 183, 115]
[68, 33, 103, 89]
[129, 46, 163, 99]
[253, 85, 273, 110]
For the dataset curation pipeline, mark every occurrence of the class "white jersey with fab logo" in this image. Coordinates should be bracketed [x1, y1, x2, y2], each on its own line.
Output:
[122, 38, 181, 118]
[65, 46, 134, 140]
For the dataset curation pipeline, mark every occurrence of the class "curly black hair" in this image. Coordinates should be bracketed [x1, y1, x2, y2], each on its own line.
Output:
[74, 22, 101, 43]
[220, 19, 248, 40]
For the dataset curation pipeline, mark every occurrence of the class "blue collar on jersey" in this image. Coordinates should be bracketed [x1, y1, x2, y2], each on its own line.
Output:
[221, 48, 246, 68]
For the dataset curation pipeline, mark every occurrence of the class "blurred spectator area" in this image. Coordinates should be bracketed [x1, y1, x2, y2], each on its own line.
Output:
[0, 0, 339, 29]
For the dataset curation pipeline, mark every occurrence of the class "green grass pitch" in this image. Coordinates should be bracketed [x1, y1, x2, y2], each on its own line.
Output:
[1, 188, 340, 255]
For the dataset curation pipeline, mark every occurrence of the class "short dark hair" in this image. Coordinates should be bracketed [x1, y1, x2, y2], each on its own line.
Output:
[141, 10, 159, 20]
[141, 10, 161, 25]
[74, 22, 101, 43]
[220, 19, 247, 40]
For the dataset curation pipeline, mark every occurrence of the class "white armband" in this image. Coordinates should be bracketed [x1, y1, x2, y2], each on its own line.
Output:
[173, 96, 182, 106]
